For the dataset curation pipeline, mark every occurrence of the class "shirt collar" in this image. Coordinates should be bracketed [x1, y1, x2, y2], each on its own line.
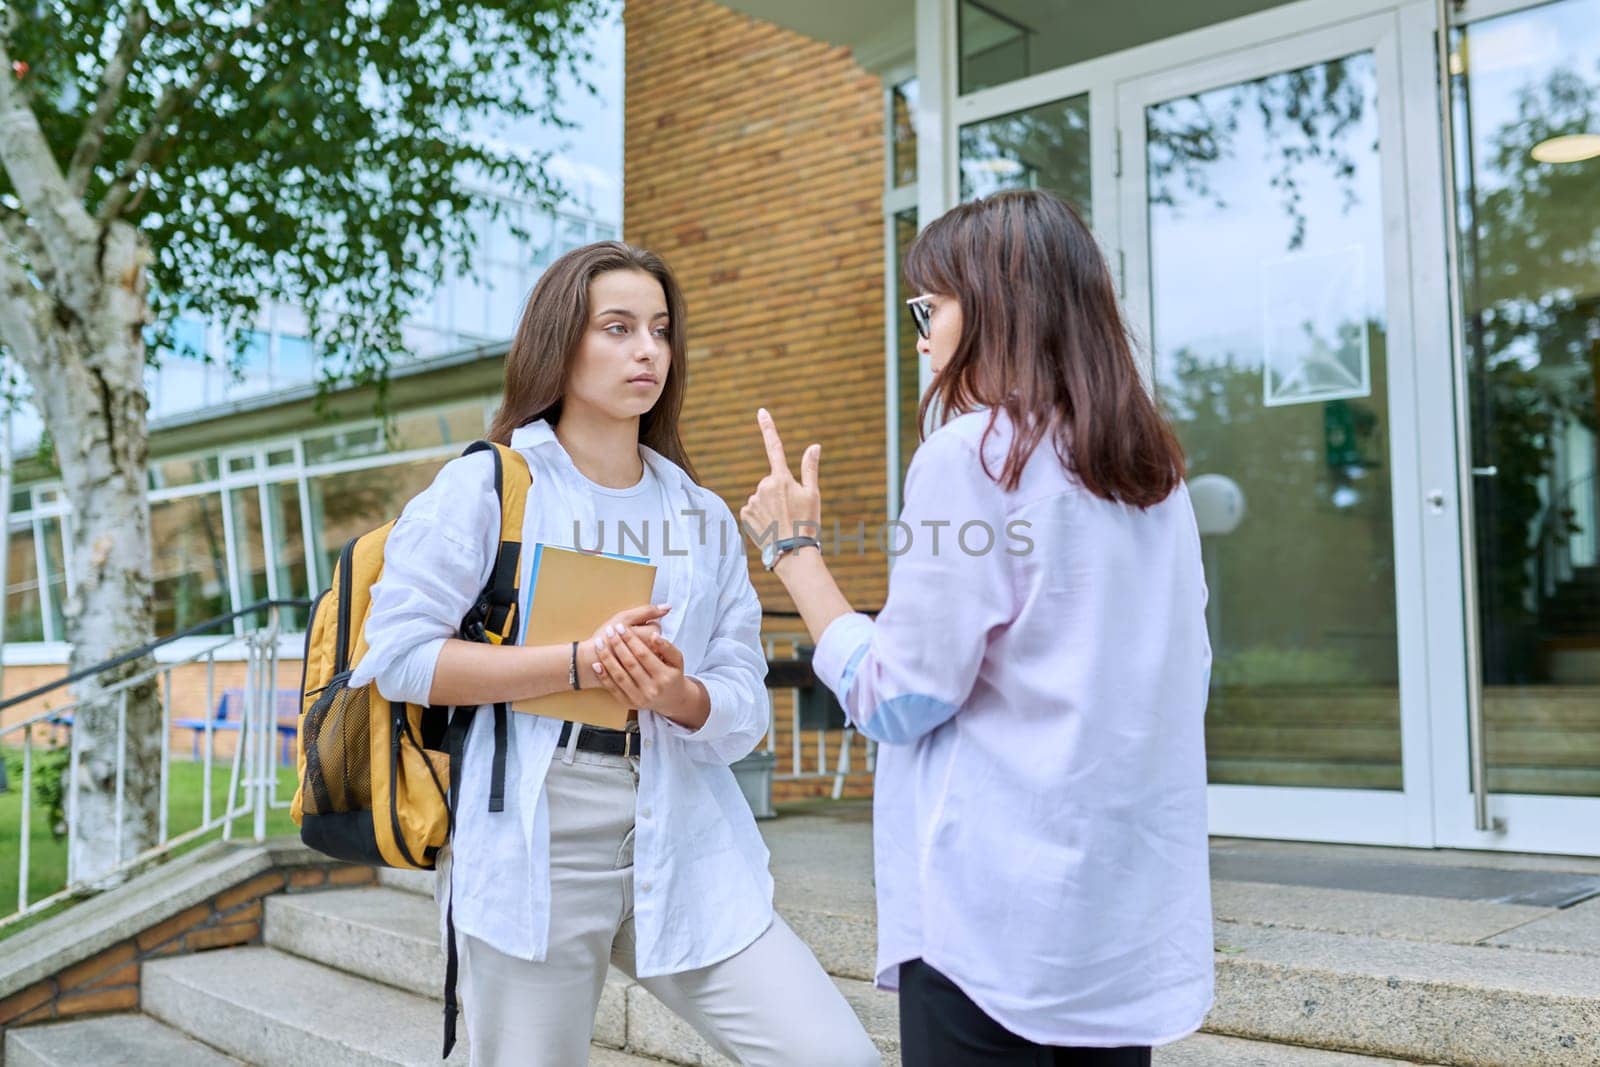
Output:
[509, 418, 691, 495]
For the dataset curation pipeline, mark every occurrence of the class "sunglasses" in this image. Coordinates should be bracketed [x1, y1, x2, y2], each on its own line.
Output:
[906, 295, 934, 340]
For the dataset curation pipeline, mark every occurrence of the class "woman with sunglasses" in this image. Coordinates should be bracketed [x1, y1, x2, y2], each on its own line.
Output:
[742, 190, 1212, 1066]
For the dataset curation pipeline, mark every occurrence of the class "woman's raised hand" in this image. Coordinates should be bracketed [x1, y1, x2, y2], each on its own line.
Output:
[740, 408, 821, 544]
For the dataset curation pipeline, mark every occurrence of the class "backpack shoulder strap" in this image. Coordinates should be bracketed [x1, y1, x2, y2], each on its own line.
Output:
[460, 440, 532, 645]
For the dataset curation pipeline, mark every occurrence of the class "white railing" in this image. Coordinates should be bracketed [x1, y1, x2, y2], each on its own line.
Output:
[0, 600, 303, 933]
[763, 630, 876, 800]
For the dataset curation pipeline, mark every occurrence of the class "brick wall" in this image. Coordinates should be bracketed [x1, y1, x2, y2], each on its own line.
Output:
[0, 860, 373, 1030]
[624, 0, 889, 620]
[624, 0, 888, 805]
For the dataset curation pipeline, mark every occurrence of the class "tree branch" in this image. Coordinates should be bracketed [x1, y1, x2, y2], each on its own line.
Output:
[97, 1, 278, 223]
[67, 4, 153, 198]
[0, 34, 97, 292]
[0, 239, 50, 382]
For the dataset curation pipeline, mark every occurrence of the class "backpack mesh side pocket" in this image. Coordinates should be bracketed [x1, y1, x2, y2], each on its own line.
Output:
[300, 673, 372, 816]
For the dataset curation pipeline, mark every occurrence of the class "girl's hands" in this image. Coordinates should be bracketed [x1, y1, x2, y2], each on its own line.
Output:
[591, 619, 703, 724]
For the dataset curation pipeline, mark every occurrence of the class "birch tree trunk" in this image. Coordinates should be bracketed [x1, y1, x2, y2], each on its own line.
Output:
[1, 67, 161, 887]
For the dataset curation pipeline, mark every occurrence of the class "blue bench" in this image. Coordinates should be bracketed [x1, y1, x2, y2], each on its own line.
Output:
[173, 688, 302, 766]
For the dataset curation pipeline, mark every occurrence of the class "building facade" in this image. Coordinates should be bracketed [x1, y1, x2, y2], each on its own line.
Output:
[4, 0, 1596, 840]
[634, 0, 1600, 850]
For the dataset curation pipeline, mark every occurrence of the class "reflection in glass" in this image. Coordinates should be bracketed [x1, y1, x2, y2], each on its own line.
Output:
[307, 458, 448, 584]
[248, 480, 313, 630]
[1454, 0, 1600, 796]
[1147, 52, 1401, 790]
[149, 455, 220, 491]
[957, 0, 1303, 95]
[387, 400, 490, 453]
[959, 95, 1090, 217]
[893, 209, 922, 502]
[264, 479, 307, 630]
[38, 516, 68, 642]
[892, 80, 919, 188]
[230, 487, 267, 612]
[4, 522, 45, 642]
[151, 494, 232, 634]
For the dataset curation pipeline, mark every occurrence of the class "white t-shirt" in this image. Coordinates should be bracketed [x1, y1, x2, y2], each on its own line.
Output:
[574, 463, 671, 606]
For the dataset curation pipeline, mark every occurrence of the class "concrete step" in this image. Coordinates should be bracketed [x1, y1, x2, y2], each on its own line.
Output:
[375, 867, 435, 898]
[263, 886, 629, 1049]
[1158, 1033, 1440, 1065]
[3, 1013, 245, 1067]
[142, 945, 468, 1065]
[1210, 921, 1600, 1066]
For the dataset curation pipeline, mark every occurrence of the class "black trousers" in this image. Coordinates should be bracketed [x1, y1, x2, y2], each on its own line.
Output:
[898, 959, 1154, 1067]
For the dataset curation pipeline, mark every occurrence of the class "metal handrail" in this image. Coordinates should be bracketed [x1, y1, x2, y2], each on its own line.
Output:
[0, 597, 311, 715]
[2, 601, 304, 931]
[760, 627, 877, 798]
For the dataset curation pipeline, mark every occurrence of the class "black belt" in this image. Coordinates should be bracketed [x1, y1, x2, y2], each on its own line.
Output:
[556, 720, 639, 758]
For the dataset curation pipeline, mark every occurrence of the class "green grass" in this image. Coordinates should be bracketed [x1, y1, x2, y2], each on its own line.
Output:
[0, 760, 300, 937]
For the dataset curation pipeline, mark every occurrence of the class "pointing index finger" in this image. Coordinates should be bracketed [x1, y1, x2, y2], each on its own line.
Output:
[758, 408, 789, 479]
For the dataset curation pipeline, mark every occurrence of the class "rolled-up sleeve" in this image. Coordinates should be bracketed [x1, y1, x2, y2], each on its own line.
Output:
[658, 501, 771, 765]
[348, 452, 499, 706]
[812, 429, 1015, 745]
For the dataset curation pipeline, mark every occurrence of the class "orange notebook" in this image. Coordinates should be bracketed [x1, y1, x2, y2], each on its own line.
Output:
[512, 544, 658, 730]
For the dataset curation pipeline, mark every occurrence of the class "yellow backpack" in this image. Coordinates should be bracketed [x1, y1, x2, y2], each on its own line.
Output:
[291, 440, 531, 870]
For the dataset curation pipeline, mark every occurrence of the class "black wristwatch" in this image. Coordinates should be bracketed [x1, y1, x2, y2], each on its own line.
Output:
[761, 535, 822, 571]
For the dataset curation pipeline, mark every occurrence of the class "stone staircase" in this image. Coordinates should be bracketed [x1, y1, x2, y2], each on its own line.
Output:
[7, 869, 1453, 1066]
[11, 817, 1600, 1064]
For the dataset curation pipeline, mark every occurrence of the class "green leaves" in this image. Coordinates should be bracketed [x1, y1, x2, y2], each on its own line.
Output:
[5, 0, 605, 392]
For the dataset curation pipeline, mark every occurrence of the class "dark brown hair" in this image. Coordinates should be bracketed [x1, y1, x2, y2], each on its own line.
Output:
[487, 241, 696, 479]
[905, 190, 1184, 508]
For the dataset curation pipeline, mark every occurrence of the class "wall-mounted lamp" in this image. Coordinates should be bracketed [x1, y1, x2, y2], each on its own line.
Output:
[1530, 133, 1600, 164]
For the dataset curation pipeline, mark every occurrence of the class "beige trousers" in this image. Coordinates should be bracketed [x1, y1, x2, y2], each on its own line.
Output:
[456, 748, 879, 1066]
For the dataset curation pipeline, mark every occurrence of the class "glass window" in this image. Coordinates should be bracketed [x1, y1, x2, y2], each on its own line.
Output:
[1145, 51, 1401, 790]
[149, 454, 220, 491]
[893, 209, 923, 503]
[225, 478, 312, 630]
[229, 486, 268, 614]
[302, 425, 384, 465]
[1453, 0, 1600, 796]
[387, 401, 491, 453]
[958, 0, 1303, 95]
[306, 457, 450, 584]
[229, 329, 272, 399]
[959, 94, 1091, 217]
[265, 480, 311, 629]
[277, 334, 315, 384]
[150, 493, 232, 635]
[891, 79, 919, 188]
[4, 521, 45, 642]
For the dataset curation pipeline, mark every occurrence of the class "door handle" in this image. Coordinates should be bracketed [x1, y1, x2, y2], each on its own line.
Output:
[1472, 466, 1498, 477]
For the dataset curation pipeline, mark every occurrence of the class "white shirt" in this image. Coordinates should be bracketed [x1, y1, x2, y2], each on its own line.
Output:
[350, 419, 774, 976]
[811, 408, 1214, 1047]
[576, 463, 669, 605]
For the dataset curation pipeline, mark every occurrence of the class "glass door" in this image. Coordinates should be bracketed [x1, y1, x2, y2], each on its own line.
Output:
[1425, 0, 1600, 854]
[1118, 13, 1436, 845]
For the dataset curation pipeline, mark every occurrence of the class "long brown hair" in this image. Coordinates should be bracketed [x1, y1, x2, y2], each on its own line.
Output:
[905, 190, 1183, 508]
[487, 241, 696, 479]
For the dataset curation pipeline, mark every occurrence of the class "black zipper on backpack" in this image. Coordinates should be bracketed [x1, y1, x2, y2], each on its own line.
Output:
[388, 702, 423, 869]
[332, 537, 357, 675]
[298, 587, 331, 702]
